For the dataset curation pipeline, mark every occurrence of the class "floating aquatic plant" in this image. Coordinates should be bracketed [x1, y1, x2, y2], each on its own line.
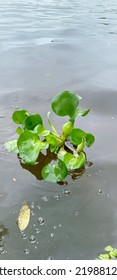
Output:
[5, 90, 95, 183]
[97, 245, 117, 260]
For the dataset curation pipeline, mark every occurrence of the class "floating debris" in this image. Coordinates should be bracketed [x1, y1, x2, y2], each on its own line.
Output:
[17, 203, 30, 232]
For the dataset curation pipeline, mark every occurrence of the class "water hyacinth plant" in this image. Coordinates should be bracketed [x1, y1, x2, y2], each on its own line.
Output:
[5, 91, 95, 183]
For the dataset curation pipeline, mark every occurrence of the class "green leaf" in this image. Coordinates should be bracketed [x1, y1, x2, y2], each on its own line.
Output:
[76, 108, 90, 117]
[12, 110, 29, 124]
[24, 114, 43, 130]
[16, 127, 23, 135]
[4, 140, 19, 153]
[39, 141, 49, 150]
[105, 245, 113, 252]
[46, 132, 63, 151]
[42, 159, 68, 182]
[63, 152, 85, 170]
[98, 254, 110, 260]
[17, 131, 41, 165]
[70, 128, 86, 146]
[112, 249, 117, 257]
[34, 125, 50, 137]
[51, 91, 81, 118]
[109, 251, 116, 259]
[62, 121, 74, 140]
[85, 133, 95, 147]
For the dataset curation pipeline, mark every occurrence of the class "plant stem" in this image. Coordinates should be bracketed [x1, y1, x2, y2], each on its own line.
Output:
[77, 139, 84, 153]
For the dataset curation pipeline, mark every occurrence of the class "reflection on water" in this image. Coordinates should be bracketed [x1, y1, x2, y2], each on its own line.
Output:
[20, 148, 86, 184]
[0, 0, 117, 260]
[0, 225, 9, 238]
[0, 225, 9, 255]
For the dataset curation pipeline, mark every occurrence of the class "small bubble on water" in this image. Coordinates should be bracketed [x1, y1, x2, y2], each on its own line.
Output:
[97, 189, 103, 194]
[37, 205, 41, 210]
[35, 246, 37, 249]
[75, 211, 79, 216]
[59, 224, 62, 228]
[35, 228, 40, 233]
[99, 169, 102, 173]
[64, 189, 71, 195]
[21, 233, 27, 240]
[29, 235, 37, 243]
[88, 174, 91, 177]
[53, 225, 57, 229]
[24, 248, 29, 255]
[54, 195, 60, 200]
[12, 177, 16, 182]
[30, 203, 35, 209]
[42, 196, 49, 202]
[112, 117, 114, 120]
[50, 233, 55, 238]
[47, 256, 54, 260]
[38, 217, 45, 225]
[0, 247, 5, 254]
[31, 211, 34, 216]
[106, 193, 110, 198]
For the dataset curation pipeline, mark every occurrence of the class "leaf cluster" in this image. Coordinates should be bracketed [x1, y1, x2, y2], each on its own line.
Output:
[5, 91, 95, 183]
[97, 245, 117, 260]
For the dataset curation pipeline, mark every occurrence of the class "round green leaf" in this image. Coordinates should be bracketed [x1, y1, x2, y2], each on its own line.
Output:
[70, 128, 86, 145]
[105, 246, 113, 252]
[51, 91, 81, 117]
[17, 131, 40, 165]
[24, 114, 43, 130]
[85, 133, 95, 147]
[63, 152, 85, 170]
[12, 110, 29, 124]
[41, 160, 68, 182]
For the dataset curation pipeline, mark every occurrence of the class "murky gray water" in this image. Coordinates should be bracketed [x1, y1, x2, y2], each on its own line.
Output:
[0, 0, 117, 259]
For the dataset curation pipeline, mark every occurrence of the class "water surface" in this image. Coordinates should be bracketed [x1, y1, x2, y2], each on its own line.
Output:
[0, 0, 117, 259]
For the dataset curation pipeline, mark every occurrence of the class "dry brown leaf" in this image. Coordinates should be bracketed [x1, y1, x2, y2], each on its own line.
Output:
[17, 203, 30, 231]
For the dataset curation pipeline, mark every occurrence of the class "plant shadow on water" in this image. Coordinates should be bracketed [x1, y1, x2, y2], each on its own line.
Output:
[19, 148, 92, 185]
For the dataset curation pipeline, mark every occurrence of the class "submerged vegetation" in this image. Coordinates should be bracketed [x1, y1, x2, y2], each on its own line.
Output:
[5, 91, 95, 183]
